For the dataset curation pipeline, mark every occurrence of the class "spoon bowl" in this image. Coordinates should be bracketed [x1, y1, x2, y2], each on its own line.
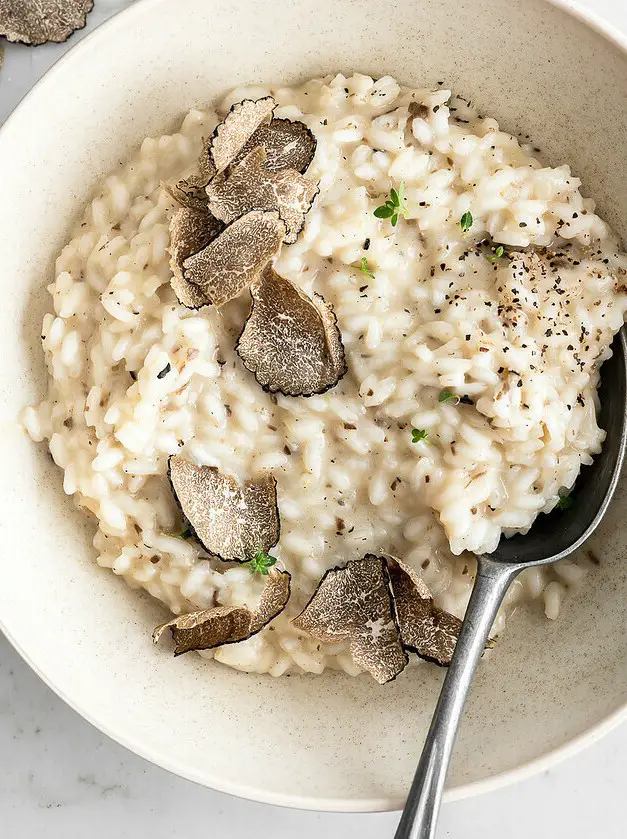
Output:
[492, 328, 627, 566]
[396, 328, 627, 839]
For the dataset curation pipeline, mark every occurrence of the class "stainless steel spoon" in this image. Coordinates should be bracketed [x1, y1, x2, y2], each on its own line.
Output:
[395, 328, 627, 839]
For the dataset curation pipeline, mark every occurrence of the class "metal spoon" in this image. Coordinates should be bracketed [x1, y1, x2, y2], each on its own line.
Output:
[395, 329, 627, 839]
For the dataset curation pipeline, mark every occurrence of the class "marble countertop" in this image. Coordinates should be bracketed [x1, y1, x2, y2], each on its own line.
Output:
[2, 1, 626, 835]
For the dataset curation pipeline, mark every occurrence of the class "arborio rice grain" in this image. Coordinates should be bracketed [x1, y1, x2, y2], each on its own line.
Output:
[23, 73, 627, 676]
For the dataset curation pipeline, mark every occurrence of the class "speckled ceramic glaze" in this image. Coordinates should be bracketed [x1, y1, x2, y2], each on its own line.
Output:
[1, 0, 627, 812]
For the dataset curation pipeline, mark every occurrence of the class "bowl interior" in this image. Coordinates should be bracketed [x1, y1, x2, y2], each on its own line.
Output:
[1, 0, 627, 811]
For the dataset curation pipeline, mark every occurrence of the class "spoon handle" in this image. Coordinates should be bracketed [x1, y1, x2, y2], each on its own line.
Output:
[394, 556, 522, 839]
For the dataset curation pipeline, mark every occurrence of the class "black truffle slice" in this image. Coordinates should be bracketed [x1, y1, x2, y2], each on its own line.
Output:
[0, 0, 93, 45]
[164, 177, 210, 213]
[292, 555, 408, 684]
[210, 97, 275, 173]
[236, 118, 317, 174]
[168, 456, 280, 562]
[168, 207, 223, 308]
[182, 210, 286, 308]
[153, 605, 252, 656]
[206, 146, 318, 244]
[236, 266, 347, 396]
[164, 137, 217, 211]
[153, 568, 291, 655]
[386, 556, 464, 667]
[250, 567, 292, 632]
[197, 135, 218, 183]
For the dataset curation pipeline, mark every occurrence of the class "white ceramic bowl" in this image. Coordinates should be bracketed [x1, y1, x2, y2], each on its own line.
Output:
[2, 0, 627, 812]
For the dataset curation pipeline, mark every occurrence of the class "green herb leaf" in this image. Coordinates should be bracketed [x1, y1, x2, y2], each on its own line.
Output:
[460, 211, 473, 233]
[374, 181, 409, 226]
[557, 489, 573, 511]
[171, 525, 194, 540]
[486, 244, 505, 262]
[438, 389, 459, 404]
[411, 428, 428, 444]
[245, 547, 278, 575]
[359, 257, 376, 280]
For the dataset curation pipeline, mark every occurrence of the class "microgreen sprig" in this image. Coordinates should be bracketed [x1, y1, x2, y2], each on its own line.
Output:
[374, 181, 409, 227]
[460, 211, 473, 233]
[438, 389, 460, 404]
[245, 547, 278, 575]
[358, 257, 376, 280]
[411, 428, 429, 444]
[171, 525, 194, 540]
[486, 244, 504, 262]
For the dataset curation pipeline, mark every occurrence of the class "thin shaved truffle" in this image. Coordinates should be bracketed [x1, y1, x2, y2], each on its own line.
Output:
[207, 146, 318, 244]
[250, 568, 292, 631]
[168, 207, 223, 308]
[292, 555, 407, 684]
[210, 97, 275, 173]
[197, 135, 218, 183]
[236, 118, 317, 174]
[168, 455, 280, 561]
[153, 569, 291, 655]
[182, 210, 286, 307]
[0, 0, 93, 45]
[164, 137, 217, 211]
[236, 266, 347, 396]
[164, 177, 210, 213]
[386, 556, 464, 666]
[153, 605, 252, 656]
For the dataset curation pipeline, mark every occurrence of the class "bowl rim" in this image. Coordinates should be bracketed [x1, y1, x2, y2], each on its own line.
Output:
[2, 0, 627, 813]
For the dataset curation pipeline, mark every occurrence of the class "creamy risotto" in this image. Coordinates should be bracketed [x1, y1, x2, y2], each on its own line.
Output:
[22, 73, 627, 677]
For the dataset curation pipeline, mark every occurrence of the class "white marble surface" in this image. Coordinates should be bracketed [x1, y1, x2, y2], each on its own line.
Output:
[2, 1, 627, 835]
